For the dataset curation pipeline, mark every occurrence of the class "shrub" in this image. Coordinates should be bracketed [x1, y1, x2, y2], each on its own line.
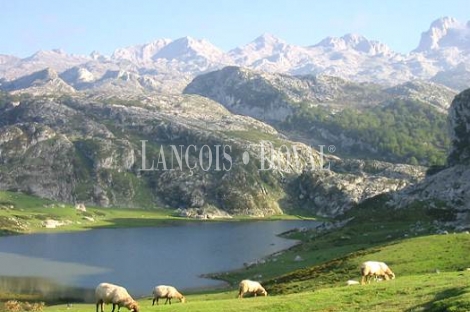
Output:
[2, 300, 45, 312]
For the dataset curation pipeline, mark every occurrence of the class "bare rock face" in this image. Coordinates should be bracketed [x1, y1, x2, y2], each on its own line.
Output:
[414, 17, 462, 52]
[292, 159, 426, 217]
[387, 88, 470, 229]
[448, 89, 470, 166]
[0, 92, 424, 217]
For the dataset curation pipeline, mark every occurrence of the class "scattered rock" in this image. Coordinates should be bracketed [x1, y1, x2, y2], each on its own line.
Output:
[75, 203, 86, 212]
[346, 280, 360, 286]
[176, 207, 233, 219]
[42, 219, 70, 229]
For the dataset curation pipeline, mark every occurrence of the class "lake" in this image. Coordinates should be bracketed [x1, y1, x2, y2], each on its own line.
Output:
[0, 220, 319, 300]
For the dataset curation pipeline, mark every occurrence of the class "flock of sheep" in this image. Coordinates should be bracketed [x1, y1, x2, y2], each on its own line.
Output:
[95, 283, 187, 312]
[95, 261, 394, 312]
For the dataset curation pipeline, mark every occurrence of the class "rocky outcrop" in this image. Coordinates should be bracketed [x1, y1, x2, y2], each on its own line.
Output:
[184, 66, 295, 121]
[387, 88, 470, 229]
[384, 80, 456, 113]
[1, 68, 75, 95]
[0, 92, 424, 217]
[448, 89, 470, 166]
[184, 66, 455, 121]
[183, 66, 389, 121]
[414, 17, 469, 52]
[291, 159, 426, 217]
[0, 92, 316, 215]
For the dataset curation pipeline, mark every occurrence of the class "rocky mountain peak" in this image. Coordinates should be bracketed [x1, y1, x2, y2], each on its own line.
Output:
[228, 33, 291, 65]
[314, 33, 392, 55]
[60, 66, 95, 85]
[153, 36, 227, 62]
[430, 16, 459, 31]
[90, 50, 109, 62]
[253, 33, 286, 47]
[414, 16, 469, 52]
[12, 67, 59, 85]
[111, 38, 172, 63]
[27, 50, 64, 60]
[0, 67, 75, 94]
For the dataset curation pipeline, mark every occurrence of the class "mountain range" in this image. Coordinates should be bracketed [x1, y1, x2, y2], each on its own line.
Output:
[0, 17, 469, 94]
[0, 16, 469, 222]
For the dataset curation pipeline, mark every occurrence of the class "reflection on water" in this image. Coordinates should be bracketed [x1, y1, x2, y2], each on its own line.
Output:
[0, 252, 110, 283]
[0, 252, 107, 302]
[0, 276, 95, 303]
[0, 220, 319, 301]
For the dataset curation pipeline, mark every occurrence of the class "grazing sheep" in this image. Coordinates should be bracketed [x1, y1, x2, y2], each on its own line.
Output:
[152, 285, 186, 305]
[238, 280, 268, 298]
[95, 283, 139, 312]
[360, 261, 395, 285]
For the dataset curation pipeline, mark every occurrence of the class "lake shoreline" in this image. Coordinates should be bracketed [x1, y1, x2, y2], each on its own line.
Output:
[0, 220, 321, 301]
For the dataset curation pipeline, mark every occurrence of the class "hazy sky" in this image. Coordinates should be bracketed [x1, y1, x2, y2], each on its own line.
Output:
[1, 0, 468, 57]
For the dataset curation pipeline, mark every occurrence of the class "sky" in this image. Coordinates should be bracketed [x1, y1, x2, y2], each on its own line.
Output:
[0, 0, 468, 58]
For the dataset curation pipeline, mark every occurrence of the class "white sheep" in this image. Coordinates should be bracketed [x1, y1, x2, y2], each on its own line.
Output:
[95, 282, 139, 312]
[238, 280, 268, 298]
[152, 285, 186, 305]
[360, 261, 395, 285]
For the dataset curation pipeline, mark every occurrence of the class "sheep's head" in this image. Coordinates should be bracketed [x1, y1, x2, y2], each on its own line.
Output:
[129, 302, 139, 312]
[180, 296, 186, 303]
[389, 272, 396, 280]
[258, 288, 268, 296]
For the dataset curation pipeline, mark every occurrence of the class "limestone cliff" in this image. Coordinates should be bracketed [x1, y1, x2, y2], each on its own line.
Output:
[388, 88, 470, 229]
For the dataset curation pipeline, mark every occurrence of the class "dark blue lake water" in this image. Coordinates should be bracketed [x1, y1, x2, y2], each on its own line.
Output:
[0, 220, 318, 298]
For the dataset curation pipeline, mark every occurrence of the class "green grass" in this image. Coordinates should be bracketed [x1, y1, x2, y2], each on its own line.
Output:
[190, 199, 470, 311]
[0, 191, 312, 234]
[35, 270, 470, 312]
[0, 191, 182, 233]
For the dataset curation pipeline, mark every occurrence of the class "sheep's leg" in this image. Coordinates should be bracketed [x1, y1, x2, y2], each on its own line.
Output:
[111, 303, 116, 312]
[152, 298, 156, 306]
[96, 300, 104, 312]
[360, 276, 366, 285]
[164, 297, 169, 305]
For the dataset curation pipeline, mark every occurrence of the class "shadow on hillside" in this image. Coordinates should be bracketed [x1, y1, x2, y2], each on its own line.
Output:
[405, 286, 469, 312]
